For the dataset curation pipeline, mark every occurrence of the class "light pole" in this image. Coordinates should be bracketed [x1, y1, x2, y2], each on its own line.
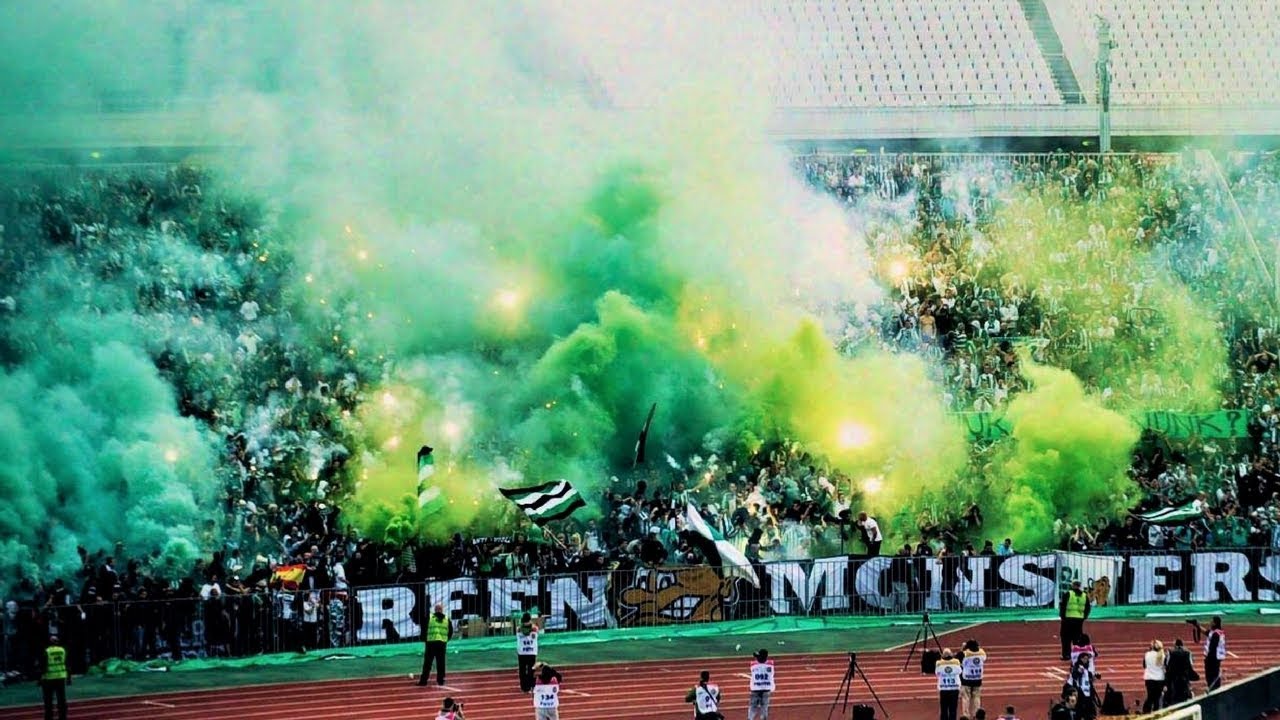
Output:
[1096, 15, 1115, 153]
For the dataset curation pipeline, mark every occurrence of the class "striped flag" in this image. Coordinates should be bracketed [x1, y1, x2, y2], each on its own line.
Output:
[685, 503, 760, 587]
[1134, 502, 1201, 525]
[500, 480, 586, 525]
[417, 445, 438, 508]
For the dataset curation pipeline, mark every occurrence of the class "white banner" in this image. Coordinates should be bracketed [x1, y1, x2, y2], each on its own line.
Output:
[1057, 552, 1124, 607]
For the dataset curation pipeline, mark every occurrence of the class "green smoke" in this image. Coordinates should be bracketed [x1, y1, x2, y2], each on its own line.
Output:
[0, 290, 219, 586]
[987, 181, 1228, 411]
[985, 359, 1142, 549]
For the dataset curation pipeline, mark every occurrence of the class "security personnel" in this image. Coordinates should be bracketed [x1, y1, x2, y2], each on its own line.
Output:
[748, 648, 775, 720]
[38, 633, 69, 720]
[516, 612, 542, 693]
[959, 638, 986, 719]
[935, 648, 961, 720]
[532, 663, 563, 720]
[1203, 616, 1226, 692]
[684, 670, 722, 720]
[418, 602, 454, 687]
[1059, 580, 1091, 661]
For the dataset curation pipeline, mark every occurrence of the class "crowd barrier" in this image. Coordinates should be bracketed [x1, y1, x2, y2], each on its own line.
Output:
[3, 548, 1277, 673]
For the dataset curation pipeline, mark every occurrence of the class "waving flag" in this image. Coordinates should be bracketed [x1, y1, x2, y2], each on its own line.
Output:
[633, 402, 657, 467]
[271, 564, 307, 590]
[1134, 502, 1202, 525]
[417, 445, 438, 508]
[500, 480, 585, 525]
[685, 503, 759, 587]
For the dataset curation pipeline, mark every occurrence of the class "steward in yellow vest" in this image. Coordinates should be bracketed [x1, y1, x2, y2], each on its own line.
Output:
[1058, 579, 1091, 661]
[417, 602, 454, 687]
[39, 634, 69, 720]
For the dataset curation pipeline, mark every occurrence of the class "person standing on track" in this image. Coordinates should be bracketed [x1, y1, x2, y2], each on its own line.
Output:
[685, 669, 723, 720]
[1141, 639, 1167, 712]
[1068, 650, 1099, 720]
[747, 648, 775, 720]
[935, 648, 962, 720]
[1203, 616, 1226, 692]
[417, 602, 454, 687]
[1164, 638, 1195, 705]
[958, 638, 986, 719]
[516, 612, 543, 693]
[532, 663, 563, 720]
[996, 705, 1021, 720]
[1059, 580, 1091, 661]
[37, 633, 69, 720]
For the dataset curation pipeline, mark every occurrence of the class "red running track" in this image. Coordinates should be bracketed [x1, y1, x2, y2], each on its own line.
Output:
[1, 620, 1277, 720]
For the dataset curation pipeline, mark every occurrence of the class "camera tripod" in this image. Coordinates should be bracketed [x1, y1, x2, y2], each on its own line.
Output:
[901, 611, 944, 672]
[826, 652, 888, 720]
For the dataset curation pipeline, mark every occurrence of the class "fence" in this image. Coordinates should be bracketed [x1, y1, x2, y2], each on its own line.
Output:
[3, 548, 1277, 675]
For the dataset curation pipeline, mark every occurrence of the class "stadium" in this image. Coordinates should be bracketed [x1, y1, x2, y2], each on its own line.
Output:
[2, 1, 1280, 719]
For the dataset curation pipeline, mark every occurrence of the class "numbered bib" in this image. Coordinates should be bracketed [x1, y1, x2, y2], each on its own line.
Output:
[961, 654, 984, 681]
[936, 664, 960, 691]
[695, 685, 719, 713]
[533, 682, 559, 708]
[750, 661, 775, 692]
[517, 630, 538, 656]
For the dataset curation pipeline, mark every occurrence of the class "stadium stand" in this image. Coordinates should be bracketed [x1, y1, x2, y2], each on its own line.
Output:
[761, 0, 1062, 107]
[1060, 0, 1280, 105]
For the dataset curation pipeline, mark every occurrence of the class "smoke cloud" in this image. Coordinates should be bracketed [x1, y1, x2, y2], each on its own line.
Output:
[0, 0, 970, 560]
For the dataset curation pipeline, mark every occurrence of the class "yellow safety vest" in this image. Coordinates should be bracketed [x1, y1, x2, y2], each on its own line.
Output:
[42, 645, 68, 681]
[426, 614, 450, 643]
[1064, 590, 1087, 619]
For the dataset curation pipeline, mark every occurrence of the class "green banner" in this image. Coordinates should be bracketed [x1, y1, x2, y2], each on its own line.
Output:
[1137, 410, 1250, 440]
[960, 409, 1251, 443]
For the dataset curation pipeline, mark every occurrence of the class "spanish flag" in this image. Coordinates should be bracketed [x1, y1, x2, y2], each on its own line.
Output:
[271, 564, 307, 590]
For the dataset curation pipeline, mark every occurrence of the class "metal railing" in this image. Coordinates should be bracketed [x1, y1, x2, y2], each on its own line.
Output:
[4, 548, 1276, 675]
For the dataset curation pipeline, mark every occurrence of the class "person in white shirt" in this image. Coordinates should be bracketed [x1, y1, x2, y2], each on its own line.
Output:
[935, 648, 962, 720]
[331, 559, 348, 591]
[958, 638, 986, 718]
[856, 512, 883, 556]
[516, 612, 542, 693]
[748, 649, 775, 720]
[684, 670, 722, 720]
[199, 578, 222, 601]
[1142, 639, 1167, 712]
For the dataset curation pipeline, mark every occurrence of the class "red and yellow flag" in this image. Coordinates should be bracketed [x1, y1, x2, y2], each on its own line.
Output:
[271, 564, 307, 590]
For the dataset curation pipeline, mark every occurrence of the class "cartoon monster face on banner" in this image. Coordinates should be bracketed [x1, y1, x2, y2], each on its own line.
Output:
[617, 566, 739, 626]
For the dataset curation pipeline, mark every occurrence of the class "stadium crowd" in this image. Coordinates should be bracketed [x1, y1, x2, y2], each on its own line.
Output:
[4, 151, 1280, 676]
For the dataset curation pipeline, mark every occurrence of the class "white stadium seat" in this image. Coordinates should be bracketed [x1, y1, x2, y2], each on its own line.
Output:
[1066, 0, 1280, 105]
[752, 0, 1064, 107]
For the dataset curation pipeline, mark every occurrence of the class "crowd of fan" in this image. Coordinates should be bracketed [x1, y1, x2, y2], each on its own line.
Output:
[4, 152, 1280, 676]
